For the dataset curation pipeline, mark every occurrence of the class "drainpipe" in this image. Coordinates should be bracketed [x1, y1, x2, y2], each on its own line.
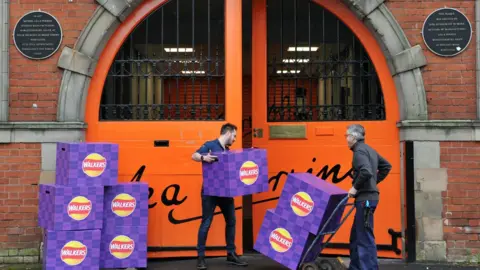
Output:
[477, 0, 480, 118]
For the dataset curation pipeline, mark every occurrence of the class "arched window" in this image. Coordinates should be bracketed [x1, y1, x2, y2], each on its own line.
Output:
[266, 0, 385, 122]
[100, 0, 225, 121]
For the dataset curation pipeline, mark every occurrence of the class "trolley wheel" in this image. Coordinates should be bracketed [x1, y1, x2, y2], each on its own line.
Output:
[316, 259, 334, 270]
[300, 262, 319, 270]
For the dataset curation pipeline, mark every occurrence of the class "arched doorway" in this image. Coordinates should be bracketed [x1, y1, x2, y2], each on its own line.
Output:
[85, 0, 243, 259]
[249, 0, 401, 259]
[84, 0, 401, 259]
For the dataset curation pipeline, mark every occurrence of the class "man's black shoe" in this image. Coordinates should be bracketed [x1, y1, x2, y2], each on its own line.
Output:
[226, 253, 248, 266]
[197, 257, 207, 270]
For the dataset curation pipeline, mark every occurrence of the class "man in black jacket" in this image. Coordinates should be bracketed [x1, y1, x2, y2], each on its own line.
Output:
[345, 124, 392, 270]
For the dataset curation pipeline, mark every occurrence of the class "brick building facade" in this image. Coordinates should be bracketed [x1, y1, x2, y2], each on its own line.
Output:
[1, 0, 480, 264]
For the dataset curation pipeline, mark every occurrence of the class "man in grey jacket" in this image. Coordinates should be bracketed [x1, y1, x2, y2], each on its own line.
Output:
[345, 124, 392, 270]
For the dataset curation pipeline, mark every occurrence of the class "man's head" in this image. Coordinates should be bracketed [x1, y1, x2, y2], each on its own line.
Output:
[345, 124, 365, 149]
[220, 123, 237, 147]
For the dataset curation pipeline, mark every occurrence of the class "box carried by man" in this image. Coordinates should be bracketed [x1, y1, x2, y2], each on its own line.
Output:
[201, 148, 269, 197]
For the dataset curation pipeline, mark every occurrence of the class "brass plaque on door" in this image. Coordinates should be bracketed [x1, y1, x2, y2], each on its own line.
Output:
[269, 125, 306, 139]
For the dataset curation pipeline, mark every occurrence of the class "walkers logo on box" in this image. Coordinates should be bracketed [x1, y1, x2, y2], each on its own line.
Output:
[111, 193, 136, 217]
[290, 191, 314, 217]
[67, 196, 92, 221]
[239, 161, 259, 185]
[60, 240, 88, 266]
[109, 235, 135, 259]
[82, 153, 107, 177]
[269, 228, 293, 253]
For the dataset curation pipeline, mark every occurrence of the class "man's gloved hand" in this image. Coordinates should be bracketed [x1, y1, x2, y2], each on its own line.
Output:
[348, 187, 357, 198]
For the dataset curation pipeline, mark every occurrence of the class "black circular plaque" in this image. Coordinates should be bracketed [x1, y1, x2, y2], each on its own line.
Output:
[13, 11, 63, 60]
[422, 8, 472, 57]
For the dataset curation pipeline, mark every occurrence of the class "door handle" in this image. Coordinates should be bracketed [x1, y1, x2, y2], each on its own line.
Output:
[253, 128, 263, 138]
[154, 140, 170, 147]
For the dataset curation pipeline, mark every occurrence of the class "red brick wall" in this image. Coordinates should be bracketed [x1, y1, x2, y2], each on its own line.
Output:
[0, 144, 41, 250]
[9, 0, 97, 121]
[441, 142, 480, 260]
[386, 0, 477, 120]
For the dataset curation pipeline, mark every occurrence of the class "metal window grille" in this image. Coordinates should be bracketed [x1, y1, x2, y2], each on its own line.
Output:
[266, 0, 385, 122]
[100, 0, 226, 121]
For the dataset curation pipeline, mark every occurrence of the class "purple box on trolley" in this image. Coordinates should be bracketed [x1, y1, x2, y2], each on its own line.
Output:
[201, 148, 269, 197]
[38, 184, 104, 231]
[274, 173, 348, 234]
[254, 209, 324, 270]
[103, 182, 149, 228]
[100, 226, 147, 269]
[56, 142, 119, 187]
[43, 229, 101, 269]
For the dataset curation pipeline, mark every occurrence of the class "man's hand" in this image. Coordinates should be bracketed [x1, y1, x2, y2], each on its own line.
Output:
[348, 187, 357, 198]
[202, 153, 218, 163]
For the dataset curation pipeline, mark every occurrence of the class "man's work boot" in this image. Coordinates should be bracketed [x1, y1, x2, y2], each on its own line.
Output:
[226, 253, 248, 266]
[197, 256, 207, 270]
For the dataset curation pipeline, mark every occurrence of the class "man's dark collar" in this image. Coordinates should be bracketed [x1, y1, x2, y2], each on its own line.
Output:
[350, 139, 365, 151]
[215, 138, 228, 151]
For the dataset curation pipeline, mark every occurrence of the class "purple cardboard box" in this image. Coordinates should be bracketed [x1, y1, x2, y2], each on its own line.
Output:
[201, 148, 269, 197]
[254, 209, 324, 270]
[56, 142, 119, 187]
[100, 226, 147, 269]
[43, 229, 101, 269]
[274, 173, 348, 234]
[38, 184, 104, 231]
[103, 182, 149, 228]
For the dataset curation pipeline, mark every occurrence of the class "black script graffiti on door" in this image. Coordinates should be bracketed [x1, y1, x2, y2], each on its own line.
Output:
[149, 157, 352, 225]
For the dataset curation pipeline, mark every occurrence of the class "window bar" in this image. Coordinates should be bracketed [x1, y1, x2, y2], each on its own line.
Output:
[359, 41, 364, 120]
[367, 57, 372, 118]
[199, 47, 204, 118]
[215, 45, 219, 108]
[144, 16, 150, 120]
[336, 17, 340, 120]
[159, 7, 164, 120]
[322, 9, 327, 121]
[207, 0, 211, 119]
[191, 0, 196, 119]
[308, 0, 312, 119]
[279, 0, 283, 121]
[176, 0, 180, 120]
[294, 0, 298, 116]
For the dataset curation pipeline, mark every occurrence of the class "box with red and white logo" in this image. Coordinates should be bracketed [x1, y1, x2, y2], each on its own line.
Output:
[100, 226, 147, 268]
[43, 229, 101, 269]
[55, 142, 118, 187]
[254, 209, 323, 270]
[38, 184, 104, 231]
[274, 173, 348, 234]
[201, 148, 269, 197]
[103, 182, 149, 228]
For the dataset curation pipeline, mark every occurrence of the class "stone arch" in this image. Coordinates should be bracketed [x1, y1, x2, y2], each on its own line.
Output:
[56, 0, 428, 122]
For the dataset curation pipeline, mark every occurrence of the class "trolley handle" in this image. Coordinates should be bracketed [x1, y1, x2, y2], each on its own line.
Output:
[298, 195, 355, 268]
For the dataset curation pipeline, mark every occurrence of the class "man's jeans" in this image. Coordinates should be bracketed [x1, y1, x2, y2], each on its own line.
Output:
[349, 200, 379, 270]
[197, 194, 236, 257]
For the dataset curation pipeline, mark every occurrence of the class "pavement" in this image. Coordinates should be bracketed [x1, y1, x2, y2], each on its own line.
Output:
[144, 254, 480, 270]
[1, 254, 479, 269]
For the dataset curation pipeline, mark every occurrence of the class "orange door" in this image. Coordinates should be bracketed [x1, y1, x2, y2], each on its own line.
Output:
[251, 0, 402, 258]
[84, 0, 244, 259]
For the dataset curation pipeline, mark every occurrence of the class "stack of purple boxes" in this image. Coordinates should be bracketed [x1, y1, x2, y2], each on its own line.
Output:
[253, 173, 348, 270]
[38, 142, 148, 269]
[201, 148, 269, 197]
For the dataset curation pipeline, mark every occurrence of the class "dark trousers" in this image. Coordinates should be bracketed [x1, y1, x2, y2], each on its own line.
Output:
[349, 200, 379, 270]
[197, 194, 236, 257]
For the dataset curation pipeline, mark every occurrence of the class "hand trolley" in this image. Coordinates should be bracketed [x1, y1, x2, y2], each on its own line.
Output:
[297, 195, 356, 270]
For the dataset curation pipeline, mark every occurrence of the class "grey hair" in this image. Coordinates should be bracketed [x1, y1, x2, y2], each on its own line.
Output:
[346, 124, 365, 140]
